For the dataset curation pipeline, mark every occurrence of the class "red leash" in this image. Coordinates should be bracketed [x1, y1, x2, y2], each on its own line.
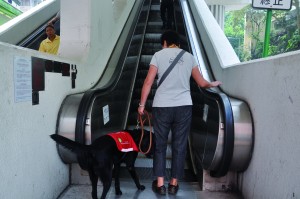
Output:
[137, 110, 153, 154]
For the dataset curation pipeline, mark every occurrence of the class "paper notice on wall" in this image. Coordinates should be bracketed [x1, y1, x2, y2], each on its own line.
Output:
[103, 105, 109, 125]
[13, 56, 32, 103]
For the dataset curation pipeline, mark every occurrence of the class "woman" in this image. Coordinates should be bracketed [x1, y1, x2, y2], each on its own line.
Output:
[138, 30, 221, 195]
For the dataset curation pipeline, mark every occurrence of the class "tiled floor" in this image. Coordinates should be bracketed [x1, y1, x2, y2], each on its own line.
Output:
[58, 179, 243, 199]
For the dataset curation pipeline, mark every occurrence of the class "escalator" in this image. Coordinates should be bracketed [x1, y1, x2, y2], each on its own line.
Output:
[123, 0, 197, 182]
[17, 15, 60, 50]
[55, 0, 253, 190]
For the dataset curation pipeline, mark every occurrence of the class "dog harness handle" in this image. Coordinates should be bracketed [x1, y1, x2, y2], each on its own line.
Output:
[137, 110, 153, 154]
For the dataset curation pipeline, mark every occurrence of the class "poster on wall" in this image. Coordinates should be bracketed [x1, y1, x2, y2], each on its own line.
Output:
[13, 56, 32, 103]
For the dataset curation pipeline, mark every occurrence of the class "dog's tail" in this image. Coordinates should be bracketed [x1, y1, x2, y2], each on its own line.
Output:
[50, 134, 89, 153]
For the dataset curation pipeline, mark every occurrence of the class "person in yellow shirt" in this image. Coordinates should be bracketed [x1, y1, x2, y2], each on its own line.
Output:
[39, 25, 60, 55]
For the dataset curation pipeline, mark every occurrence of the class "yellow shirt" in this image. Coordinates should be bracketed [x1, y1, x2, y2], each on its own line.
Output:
[39, 35, 60, 55]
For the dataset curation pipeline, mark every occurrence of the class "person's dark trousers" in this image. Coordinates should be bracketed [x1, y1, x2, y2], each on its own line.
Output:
[160, 0, 174, 29]
[152, 106, 192, 179]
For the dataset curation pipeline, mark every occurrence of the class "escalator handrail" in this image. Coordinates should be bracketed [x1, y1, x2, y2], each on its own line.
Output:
[123, 0, 154, 128]
[179, 0, 234, 177]
[201, 89, 234, 177]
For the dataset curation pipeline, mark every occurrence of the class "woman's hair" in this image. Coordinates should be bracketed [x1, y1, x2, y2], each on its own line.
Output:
[160, 30, 180, 46]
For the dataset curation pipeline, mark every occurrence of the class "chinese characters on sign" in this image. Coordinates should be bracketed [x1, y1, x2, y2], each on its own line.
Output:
[261, 0, 271, 5]
[253, 0, 292, 10]
[260, 0, 283, 6]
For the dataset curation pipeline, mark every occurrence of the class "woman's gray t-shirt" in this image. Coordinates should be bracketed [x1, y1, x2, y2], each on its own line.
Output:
[150, 48, 198, 107]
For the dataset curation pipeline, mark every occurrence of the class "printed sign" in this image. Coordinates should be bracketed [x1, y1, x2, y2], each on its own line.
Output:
[14, 56, 32, 103]
[103, 105, 110, 125]
[252, 0, 292, 10]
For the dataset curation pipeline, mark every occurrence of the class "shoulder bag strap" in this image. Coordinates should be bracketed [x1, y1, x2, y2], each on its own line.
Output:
[157, 49, 185, 88]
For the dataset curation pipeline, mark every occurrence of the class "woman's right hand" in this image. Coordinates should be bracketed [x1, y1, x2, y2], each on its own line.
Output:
[138, 106, 145, 115]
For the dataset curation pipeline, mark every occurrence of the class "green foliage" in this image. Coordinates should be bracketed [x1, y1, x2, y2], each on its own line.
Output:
[251, 41, 264, 59]
[287, 30, 300, 50]
[224, 11, 245, 39]
[224, 1, 300, 61]
[225, 8, 247, 61]
[269, 10, 300, 56]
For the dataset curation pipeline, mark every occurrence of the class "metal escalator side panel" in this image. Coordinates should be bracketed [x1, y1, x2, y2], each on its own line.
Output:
[229, 98, 254, 172]
[189, 89, 234, 178]
[56, 93, 84, 163]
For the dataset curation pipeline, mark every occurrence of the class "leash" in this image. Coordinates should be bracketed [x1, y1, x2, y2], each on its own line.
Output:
[136, 110, 153, 155]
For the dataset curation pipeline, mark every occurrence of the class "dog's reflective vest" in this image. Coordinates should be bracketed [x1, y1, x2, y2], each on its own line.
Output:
[108, 131, 139, 152]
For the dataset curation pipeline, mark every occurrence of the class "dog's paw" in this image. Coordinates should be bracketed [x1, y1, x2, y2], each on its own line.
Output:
[138, 185, 146, 190]
[116, 190, 122, 195]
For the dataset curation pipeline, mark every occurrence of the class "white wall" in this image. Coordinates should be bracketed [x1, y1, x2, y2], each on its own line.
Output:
[226, 53, 300, 199]
[0, 44, 70, 199]
[191, 0, 300, 198]
[59, 0, 135, 88]
[0, 0, 135, 198]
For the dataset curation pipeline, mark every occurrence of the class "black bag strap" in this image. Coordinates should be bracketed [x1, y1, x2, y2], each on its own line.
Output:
[157, 49, 185, 88]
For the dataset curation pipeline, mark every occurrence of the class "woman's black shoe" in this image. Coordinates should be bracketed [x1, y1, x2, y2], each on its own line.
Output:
[168, 183, 179, 195]
[152, 180, 166, 195]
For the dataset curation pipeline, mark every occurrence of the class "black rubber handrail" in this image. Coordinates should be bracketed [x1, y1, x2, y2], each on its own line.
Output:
[178, 0, 235, 177]
[203, 89, 234, 177]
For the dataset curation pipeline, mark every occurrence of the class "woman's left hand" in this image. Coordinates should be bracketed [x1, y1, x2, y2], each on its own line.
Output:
[210, 81, 222, 87]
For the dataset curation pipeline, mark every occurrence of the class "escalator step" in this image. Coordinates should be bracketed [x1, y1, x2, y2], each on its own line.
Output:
[144, 33, 161, 43]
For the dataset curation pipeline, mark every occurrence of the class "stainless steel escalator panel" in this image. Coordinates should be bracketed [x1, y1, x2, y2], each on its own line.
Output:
[190, 96, 253, 175]
[56, 93, 84, 163]
[230, 98, 253, 172]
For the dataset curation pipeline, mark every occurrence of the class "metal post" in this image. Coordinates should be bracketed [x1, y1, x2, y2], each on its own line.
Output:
[263, 9, 272, 57]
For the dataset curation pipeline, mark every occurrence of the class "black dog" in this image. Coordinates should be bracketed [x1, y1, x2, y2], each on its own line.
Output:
[50, 129, 154, 199]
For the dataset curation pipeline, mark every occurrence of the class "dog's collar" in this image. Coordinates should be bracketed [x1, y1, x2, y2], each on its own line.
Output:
[108, 131, 139, 152]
